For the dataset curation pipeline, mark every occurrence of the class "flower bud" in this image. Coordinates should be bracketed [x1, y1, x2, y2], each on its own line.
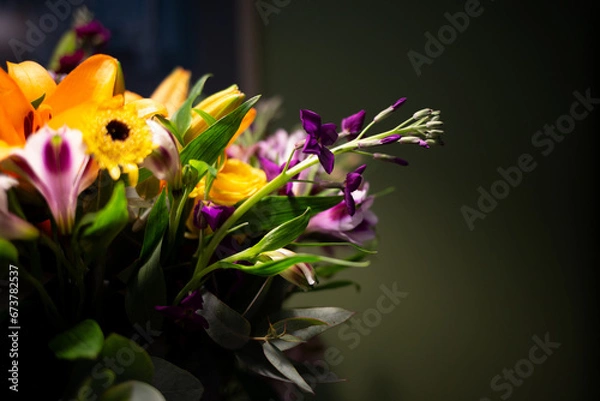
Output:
[185, 85, 245, 143]
[262, 248, 317, 291]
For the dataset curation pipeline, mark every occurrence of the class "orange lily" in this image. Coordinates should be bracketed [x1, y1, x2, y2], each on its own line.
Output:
[0, 54, 121, 161]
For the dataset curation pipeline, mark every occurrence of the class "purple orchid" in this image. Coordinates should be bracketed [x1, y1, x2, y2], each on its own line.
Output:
[344, 164, 367, 216]
[341, 110, 366, 140]
[0, 175, 39, 241]
[10, 126, 98, 235]
[306, 184, 378, 245]
[300, 109, 338, 174]
[141, 120, 182, 189]
[155, 290, 208, 329]
[75, 20, 111, 45]
[193, 201, 235, 231]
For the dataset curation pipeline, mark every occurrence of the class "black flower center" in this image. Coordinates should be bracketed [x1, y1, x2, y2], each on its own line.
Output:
[106, 120, 130, 141]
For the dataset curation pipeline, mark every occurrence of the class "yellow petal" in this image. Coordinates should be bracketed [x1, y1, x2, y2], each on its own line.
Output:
[6, 60, 57, 103]
[45, 54, 119, 115]
[124, 90, 143, 103]
[128, 98, 168, 119]
[151, 67, 191, 116]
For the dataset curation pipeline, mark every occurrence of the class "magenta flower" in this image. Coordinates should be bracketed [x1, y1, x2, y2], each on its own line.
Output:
[75, 20, 112, 45]
[0, 175, 39, 241]
[306, 185, 378, 245]
[155, 290, 208, 330]
[341, 110, 366, 140]
[193, 201, 235, 231]
[10, 126, 98, 235]
[344, 164, 367, 216]
[300, 109, 338, 174]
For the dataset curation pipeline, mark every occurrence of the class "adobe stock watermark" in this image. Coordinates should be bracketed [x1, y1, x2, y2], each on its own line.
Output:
[407, 0, 497, 77]
[461, 88, 599, 231]
[9, 0, 85, 61]
[479, 332, 560, 401]
[273, 282, 409, 401]
[255, 0, 292, 26]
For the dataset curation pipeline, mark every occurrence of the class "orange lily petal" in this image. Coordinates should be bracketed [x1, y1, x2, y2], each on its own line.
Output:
[45, 54, 119, 115]
[47, 102, 97, 132]
[228, 107, 256, 146]
[0, 67, 36, 145]
[151, 67, 191, 116]
[7, 61, 57, 103]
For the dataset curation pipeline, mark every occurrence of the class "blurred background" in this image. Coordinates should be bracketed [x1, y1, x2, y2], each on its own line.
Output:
[1, 0, 598, 400]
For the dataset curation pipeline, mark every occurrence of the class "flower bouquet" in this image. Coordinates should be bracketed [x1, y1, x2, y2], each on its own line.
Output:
[1, 17, 444, 401]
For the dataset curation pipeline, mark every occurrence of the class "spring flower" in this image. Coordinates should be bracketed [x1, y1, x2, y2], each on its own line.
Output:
[10, 126, 97, 235]
[306, 185, 378, 245]
[1, 54, 121, 160]
[150, 67, 191, 117]
[192, 201, 235, 231]
[185, 85, 246, 143]
[373, 97, 407, 122]
[300, 109, 338, 174]
[155, 290, 208, 330]
[343, 164, 367, 216]
[0, 175, 39, 240]
[141, 120, 182, 188]
[261, 248, 316, 291]
[340, 110, 366, 140]
[190, 158, 266, 206]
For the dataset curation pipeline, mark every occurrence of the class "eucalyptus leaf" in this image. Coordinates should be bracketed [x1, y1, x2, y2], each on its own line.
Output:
[269, 307, 354, 351]
[99, 381, 166, 401]
[48, 319, 104, 360]
[151, 357, 204, 401]
[196, 290, 251, 350]
[101, 334, 154, 385]
[262, 342, 314, 394]
[180, 96, 259, 166]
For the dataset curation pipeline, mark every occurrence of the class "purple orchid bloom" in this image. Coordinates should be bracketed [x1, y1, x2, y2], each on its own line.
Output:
[0, 175, 39, 241]
[75, 20, 111, 45]
[155, 290, 208, 329]
[10, 126, 98, 235]
[341, 110, 366, 140]
[193, 201, 235, 231]
[306, 184, 378, 245]
[300, 109, 338, 174]
[344, 164, 367, 216]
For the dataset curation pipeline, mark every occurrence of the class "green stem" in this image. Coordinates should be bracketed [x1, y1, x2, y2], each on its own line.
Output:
[19, 267, 65, 328]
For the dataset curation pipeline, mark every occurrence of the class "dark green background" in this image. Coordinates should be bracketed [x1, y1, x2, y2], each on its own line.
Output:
[258, 0, 598, 400]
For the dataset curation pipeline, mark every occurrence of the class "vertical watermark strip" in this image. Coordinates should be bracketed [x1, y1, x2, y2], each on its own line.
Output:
[7, 264, 20, 393]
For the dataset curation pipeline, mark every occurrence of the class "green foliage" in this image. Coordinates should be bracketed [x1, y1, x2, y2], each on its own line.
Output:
[170, 74, 212, 144]
[197, 290, 250, 350]
[151, 357, 204, 401]
[48, 319, 104, 360]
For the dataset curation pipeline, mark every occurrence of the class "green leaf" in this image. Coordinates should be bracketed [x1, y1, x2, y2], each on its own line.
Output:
[272, 317, 328, 335]
[171, 74, 212, 144]
[314, 252, 369, 278]
[151, 357, 204, 401]
[140, 189, 168, 263]
[239, 255, 320, 277]
[192, 108, 217, 125]
[126, 240, 166, 330]
[262, 342, 314, 394]
[269, 307, 354, 351]
[101, 334, 154, 385]
[196, 290, 250, 350]
[74, 181, 129, 263]
[100, 381, 166, 401]
[180, 96, 259, 166]
[47, 30, 77, 71]
[0, 239, 18, 263]
[239, 208, 311, 260]
[238, 195, 343, 234]
[48, 319, 104, 360]
[31, 93, 45, 109]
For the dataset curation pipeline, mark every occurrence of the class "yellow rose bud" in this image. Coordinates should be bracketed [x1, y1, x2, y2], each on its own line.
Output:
[184, 85, 245, 143]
